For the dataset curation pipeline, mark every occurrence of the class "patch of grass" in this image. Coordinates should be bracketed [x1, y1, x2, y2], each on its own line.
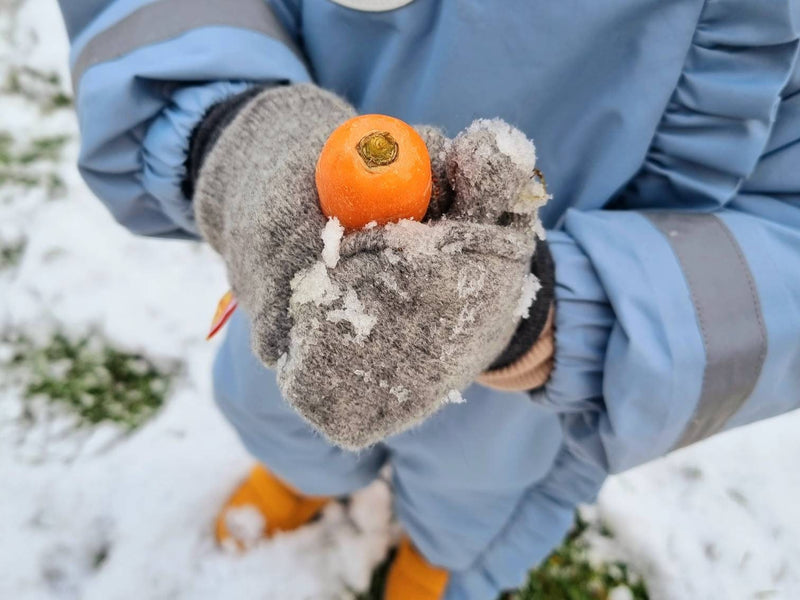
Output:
[6, 333, 176, 431]
[0, 239, 26, 269]
[358, 516, 647, 600]
[4, 66, 73, 112]
[0, 132, 69, 166]
[507, 515, 648, 600]
[16, 134, 71, 164]
[0, 130, 69, 196]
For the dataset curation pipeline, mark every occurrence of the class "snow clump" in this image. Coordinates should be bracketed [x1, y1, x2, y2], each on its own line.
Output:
[222, 505, 266, 551]
[515, 273, 541, 318]
[444, 390, 465, 404]
[383, 249, 402, 265]
[321, 217, 345, 268]
[384, 219, 450, 256]
[290, 262, 341, 306]
[467, 118, 537, 174]
[389, 386, 410, 404]
[326, 289, 377, 343]
[608, 586, 634, 600]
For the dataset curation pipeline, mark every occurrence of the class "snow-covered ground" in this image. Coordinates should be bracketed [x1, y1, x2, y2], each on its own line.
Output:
[1, 1, 798, 598]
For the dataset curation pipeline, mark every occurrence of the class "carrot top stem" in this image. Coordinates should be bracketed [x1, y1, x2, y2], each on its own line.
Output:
[357, 131, 399, 168]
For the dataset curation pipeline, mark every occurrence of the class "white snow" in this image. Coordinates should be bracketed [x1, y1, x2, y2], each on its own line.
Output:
[457, 264, 487, 299]
[452, 305, 478, 337]
[467, 118, 537, 173]
[0, 3, 394, 598]
[275, 352, 288, 375]
[374, 270, 409, 300]
[290, 261, 341, 307]
[320, 216, 344, 269]
[2, 2, 800, 599]
[222, 506, 267, 551]
[515, 273, 541, 318]
[326, 289, 377, 343]
[384, 219, 447, 256]
[389, 386, 410, 404]
[608, 586, 634, 600]
[590, 418, 800, 599]
[444, 390, 465, 404]
[383, 248, 402, 265]
[532, 217, 547, 240]
[467, 119, 551, 214]
[354, 368, 373, 383]
[513, 178, 551, 213]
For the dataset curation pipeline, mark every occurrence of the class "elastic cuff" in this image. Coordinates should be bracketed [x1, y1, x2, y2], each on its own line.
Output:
[141, 81, 255, 236]
[477, 307, 554, 392]
[182, 84, 274, 200]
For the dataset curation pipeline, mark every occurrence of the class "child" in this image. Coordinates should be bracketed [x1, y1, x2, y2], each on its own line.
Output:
[58, 1, 800, 598]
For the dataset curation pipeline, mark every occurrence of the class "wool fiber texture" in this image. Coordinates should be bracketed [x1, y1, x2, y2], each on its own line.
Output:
[195, 87, 548, 449]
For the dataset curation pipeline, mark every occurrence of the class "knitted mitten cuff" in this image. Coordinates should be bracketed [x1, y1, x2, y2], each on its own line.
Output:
[477, 306, 555, 392]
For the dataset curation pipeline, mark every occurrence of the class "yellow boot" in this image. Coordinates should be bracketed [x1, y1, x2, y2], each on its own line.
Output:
[385, 537, 450, 600]
[215, 464, 330, 550]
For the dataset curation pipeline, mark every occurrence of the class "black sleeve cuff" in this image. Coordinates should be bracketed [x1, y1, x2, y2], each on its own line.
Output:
[181, 85, 270, 200]
[488, 236, 555, 371]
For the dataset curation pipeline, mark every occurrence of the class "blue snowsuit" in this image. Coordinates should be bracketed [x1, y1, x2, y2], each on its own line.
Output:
[59, 1, 800, 598]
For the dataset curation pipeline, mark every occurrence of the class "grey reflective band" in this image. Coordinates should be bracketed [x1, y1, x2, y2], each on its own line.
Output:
[71, 0, 303, 90]
[646, 212, 767, 449]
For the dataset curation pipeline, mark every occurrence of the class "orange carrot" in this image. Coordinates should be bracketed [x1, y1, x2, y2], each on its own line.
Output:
[316, 114, 432, 230]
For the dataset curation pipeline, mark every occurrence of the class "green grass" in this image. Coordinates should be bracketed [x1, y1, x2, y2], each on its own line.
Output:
[0, 239, 25, 269]
[358, 516, 647, 600]
[507, 516, 647, 600]
[0, 130, 68, 195]
[15, 134, 71, 164]
[0, 72, 72, 197]
[3, 66, 73, 112]
[0, 131, 70, 165]
[5, 333, 176, 431]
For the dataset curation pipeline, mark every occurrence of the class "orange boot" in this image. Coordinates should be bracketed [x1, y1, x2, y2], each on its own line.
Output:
[384, 537, 450, 600]
[215, 464, 330, 550]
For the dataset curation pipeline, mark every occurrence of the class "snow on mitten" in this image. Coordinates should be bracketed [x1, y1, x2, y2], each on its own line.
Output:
[194, 84, 357, 365]
[278, 120, 550, 449]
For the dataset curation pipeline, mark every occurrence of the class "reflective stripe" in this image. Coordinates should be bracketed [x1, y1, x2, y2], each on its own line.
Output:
[71, 0, 303, 90]
[646, 212, 767, 449]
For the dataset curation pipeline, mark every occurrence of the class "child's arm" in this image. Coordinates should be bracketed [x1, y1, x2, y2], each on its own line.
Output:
[446, 31, 800, 596]
[541, 47, 800, 474]
[57, 0, 310, 238]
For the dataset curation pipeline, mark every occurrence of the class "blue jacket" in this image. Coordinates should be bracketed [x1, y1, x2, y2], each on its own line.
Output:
[59, 0, 800, 473]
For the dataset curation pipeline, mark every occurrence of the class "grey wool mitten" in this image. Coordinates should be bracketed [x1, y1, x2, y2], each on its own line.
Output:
[195, 84, 357, 363]
[194, 84, 549, 450]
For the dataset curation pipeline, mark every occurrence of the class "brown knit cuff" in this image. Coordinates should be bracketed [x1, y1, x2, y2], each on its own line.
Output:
[477, 307, 555, 392]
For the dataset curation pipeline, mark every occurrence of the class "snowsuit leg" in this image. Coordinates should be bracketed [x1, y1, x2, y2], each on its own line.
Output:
[212, 311, 387, 496]
[215, 313, 605, 599]
[385, 384, 606, 600]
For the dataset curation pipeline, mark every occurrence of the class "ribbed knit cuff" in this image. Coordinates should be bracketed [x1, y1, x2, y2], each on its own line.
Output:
[477, 306, 555, 392]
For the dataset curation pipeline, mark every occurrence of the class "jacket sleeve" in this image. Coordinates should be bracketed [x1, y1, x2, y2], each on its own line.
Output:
[58, 0, 311, 238]
[543, 2, 800, 474]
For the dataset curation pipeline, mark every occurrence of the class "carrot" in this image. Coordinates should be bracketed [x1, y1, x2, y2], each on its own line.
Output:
[209, 115, 432, 341]
[316, 114, 432, 230]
